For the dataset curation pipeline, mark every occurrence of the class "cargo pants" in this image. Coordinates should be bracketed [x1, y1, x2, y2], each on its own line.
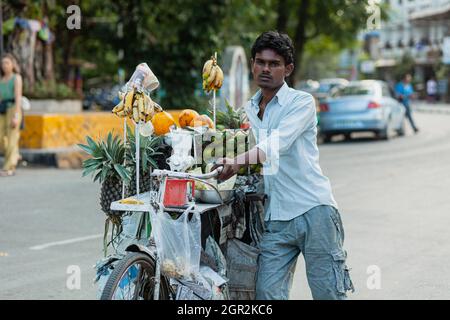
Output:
[255, 205, 354, 300]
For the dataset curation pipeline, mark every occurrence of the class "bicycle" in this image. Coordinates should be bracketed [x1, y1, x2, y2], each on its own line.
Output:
[98, 167, 228, 300]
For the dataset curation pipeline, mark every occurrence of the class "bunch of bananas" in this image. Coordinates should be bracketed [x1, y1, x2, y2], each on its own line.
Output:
[112, 88, 162, 123]
[202, 56, 224, 93]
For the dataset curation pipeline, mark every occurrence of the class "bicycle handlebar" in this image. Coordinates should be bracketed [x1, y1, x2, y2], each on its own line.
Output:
[151, 166, 223, 180]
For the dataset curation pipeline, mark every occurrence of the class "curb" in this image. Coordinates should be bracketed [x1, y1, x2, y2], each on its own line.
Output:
[18, 146, 88, 169]
[413, 105, 450, 115]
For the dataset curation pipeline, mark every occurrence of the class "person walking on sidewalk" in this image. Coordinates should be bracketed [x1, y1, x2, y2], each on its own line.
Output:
[426, 76, 438, 103]
[0, 54, 23, 177]
[395, 74, 419, 134]
[213, 31, 354, 300]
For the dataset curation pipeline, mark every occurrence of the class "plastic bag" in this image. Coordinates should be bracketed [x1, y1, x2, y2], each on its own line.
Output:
[126, 63, 159, 93]
[150, 208, 201, 280]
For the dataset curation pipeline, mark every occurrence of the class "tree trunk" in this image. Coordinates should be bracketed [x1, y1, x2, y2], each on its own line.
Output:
[44, 42, 55, 83]
[288, 0, 309, 88]
[276, 0, 289, 33]
[10, 28, 35, 91]
[63, 32, 75, 85]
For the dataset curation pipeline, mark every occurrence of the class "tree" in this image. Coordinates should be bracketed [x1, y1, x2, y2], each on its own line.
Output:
[274, 0, 373, 86]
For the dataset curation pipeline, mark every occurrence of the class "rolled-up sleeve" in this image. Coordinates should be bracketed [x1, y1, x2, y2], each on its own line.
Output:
[256, 94, 316, 164]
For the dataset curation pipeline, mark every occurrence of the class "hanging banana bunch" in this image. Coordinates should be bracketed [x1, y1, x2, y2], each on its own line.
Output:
[202, 56, 224, 94]
[112, 89, 162, 123]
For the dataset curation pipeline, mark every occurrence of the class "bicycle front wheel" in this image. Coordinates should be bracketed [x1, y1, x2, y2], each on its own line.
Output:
[100, 252, 170, 300]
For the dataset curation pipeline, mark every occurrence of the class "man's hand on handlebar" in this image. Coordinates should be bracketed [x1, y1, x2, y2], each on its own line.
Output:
[212, 158, 241, 181]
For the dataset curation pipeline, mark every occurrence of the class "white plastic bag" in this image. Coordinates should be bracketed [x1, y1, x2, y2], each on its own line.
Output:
[126, 63, 159, 92]
[150, 208, 201, 280]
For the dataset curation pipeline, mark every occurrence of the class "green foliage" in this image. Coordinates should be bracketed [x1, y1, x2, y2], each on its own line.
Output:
[213, 99, 247, 129]
[16, 0, 376, 104]
[125, 125, 164, 174]
[78, 133, 131, 184]
[393, 53, 415, 82]
[79, 128, 166, 184]
[25, 81, 81, 100]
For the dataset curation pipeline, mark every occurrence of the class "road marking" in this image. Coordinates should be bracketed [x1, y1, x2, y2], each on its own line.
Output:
[29, 234, 103, 251]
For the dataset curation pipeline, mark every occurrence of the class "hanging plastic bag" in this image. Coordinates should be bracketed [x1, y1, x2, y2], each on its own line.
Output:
[126, 63, 159, 93]
[150, 207, 201, 280]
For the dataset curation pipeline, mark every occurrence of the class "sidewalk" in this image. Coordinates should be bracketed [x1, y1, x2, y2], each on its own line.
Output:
[412, 101, 450, 115]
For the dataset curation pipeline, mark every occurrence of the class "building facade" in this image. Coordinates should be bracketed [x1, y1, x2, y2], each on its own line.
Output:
[367, 0, 450, 98]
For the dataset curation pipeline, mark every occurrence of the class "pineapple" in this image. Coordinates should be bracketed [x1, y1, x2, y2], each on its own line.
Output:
[79, 133, 131, 216]
[100, 176, 123, 216]
[80, 128, 170, 217]
[213, 99, 248, 130]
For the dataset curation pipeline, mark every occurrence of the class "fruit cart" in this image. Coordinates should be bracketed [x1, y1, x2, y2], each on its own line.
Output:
[84, 59, 264, 300]
[94, 126, 265, 300]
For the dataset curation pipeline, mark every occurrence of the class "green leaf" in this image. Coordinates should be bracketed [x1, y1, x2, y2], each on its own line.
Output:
[114, 164, 131, 183]
[93, 171, 102, 183]
[148, 158, 158, 169]
[107, 132, 113, 149]
[82, 165, 99, 178]
[78, 143, 93, 155]
[101, 140, 113, 161]
[86, 136, 98, 151]
[83, 158, 100, 167]
[142, 152, 148, 172]
[100, 165, 109, 183]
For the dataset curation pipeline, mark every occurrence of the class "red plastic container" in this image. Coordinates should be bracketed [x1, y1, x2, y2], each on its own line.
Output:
[163, 179, 195, 208]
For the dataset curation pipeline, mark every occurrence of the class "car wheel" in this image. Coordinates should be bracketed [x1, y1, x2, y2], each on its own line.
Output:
[376, 127, 389, 141]
[322, 134, 332, 143]
[396, 120, 405, 137]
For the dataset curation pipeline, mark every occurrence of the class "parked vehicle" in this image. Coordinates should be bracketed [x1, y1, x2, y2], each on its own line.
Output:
[313, 78, 349, 101]
[83, 84, 122, 111]
[318, 80, 406, 142]
[295, 79, 320, 94]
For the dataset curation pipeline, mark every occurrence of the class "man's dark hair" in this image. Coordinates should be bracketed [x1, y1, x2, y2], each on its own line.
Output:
[251, 31, 295, 66]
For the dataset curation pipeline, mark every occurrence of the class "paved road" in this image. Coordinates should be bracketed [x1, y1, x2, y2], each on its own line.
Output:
[1, 112, 449, 300]
[292, 112, 450, 300]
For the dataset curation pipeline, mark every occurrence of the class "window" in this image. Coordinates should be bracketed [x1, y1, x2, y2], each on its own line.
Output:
[334, 85, 376, 97]
[382, 84, 392, 98]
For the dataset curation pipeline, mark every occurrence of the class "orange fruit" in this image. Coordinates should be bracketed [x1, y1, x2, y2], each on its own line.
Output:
[151, 111, 177, 135]
[189, 114, 214, 129]
[178, 109, 199, 128]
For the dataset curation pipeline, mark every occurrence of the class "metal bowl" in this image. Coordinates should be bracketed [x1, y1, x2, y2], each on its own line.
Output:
[195, 189, 234, 204]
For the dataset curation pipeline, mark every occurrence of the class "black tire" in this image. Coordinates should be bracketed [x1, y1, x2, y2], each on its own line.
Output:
[396, 120, 405, 137]
[322, 134, 332, 143]
[100, 252, 171, 300]
[376, 119, 392, 141]
[376, 127, 389, 141]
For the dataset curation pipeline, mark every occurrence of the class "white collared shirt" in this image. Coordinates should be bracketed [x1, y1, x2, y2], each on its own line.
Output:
[245, 82, 338, 221]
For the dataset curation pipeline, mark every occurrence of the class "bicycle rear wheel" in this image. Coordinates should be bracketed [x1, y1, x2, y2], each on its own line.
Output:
[100, 252, 171, 300]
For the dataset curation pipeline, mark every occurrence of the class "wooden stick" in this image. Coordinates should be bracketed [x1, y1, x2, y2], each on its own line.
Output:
[122, 118, 127, 199]
[213, 52, 217, 128]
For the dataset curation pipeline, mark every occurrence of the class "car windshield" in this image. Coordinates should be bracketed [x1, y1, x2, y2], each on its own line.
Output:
[334, 85, 375, 97]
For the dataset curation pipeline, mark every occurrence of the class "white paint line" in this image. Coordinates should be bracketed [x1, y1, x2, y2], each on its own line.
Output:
[29, 234, 103, 250]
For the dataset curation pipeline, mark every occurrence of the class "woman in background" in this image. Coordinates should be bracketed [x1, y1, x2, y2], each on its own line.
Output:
[0, 53, 23, 177]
